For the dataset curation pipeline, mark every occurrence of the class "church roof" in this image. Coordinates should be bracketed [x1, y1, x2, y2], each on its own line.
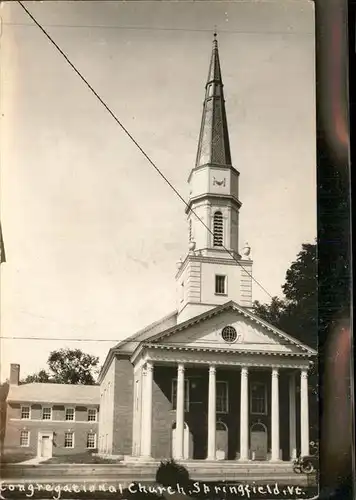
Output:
[195, 34, 232, 169]
[135, 301, 317, 357]
[97, 310, 177, 383]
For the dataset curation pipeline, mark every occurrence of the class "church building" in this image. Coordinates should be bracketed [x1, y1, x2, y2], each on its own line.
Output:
[97, 35, 316, 465]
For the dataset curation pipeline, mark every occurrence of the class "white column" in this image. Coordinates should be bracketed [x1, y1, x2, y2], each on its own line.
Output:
[300, 369, 310, 456]
[289, 372, 297, 460]
[239, 367, 249, 460]
[207, 365, 216, 460]
[141, 361, 153, 457]
[175, 363, 185, 460]
[271, 368, 280, 461]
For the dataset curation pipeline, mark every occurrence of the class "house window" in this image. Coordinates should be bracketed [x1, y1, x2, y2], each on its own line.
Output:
[87, 408, 97, 422]
[87, 433, 96, 449]
[213, 211, 223, 246]
[64, 432, 74, 448]
[172, 379, 190, 411]
[65, 408, 75, 421]
[215, 275, 226, 295]
[216, 381, 229, 413]
[21, 406, 30, 420]
[42, 407, 52, 420]
[250, 382, 267, 415]
[20, 430, 30, 447]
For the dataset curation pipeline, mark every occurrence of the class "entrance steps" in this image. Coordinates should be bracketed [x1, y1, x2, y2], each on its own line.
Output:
[1, 461, 314, 487]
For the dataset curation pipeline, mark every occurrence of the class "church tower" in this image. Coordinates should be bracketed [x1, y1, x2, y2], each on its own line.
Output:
[176, 35, 253, 323]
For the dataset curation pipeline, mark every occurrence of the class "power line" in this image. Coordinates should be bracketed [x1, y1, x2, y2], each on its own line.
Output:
[2, 21, 313, 36]
[17, 1, 273, 301]
[1, 335, 294, 346]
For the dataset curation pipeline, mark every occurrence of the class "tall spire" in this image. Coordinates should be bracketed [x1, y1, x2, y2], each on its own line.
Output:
[195, 34, 232, 168]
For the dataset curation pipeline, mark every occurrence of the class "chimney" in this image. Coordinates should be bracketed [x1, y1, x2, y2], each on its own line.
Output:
[9, 364, 20, 385]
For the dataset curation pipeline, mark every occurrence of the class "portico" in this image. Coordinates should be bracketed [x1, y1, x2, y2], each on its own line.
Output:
[131, 330, 312, 463]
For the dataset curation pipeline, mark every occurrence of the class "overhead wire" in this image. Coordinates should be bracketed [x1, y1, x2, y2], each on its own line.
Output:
[3, 2, 279, 345]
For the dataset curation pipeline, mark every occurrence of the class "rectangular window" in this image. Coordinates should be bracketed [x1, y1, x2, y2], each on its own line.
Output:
[250, 382, 267, 415]
[87, 433, 96, 449]
[42, 407, 52, 420]
[65, 408, 75, 421]
[21, 406, 30, 420]
[172, 379, 190, 411]
[216, 381, 229, 413]
[87, 408, 97, 422]
[64, 432, 74, 448]
[215, 275, 226, 295]
[20, 430, 29, 447]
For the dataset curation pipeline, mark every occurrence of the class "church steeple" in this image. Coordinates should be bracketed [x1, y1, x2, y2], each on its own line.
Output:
[176, 35, 253, 324]
[195, 34, 232, 169]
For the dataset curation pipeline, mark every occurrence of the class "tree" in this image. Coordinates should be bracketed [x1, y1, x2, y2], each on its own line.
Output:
[22, 369, 50, 383]
[21, 348, 100, 385]
[253, 243, 317, 349]
[253, 242, 318, 440]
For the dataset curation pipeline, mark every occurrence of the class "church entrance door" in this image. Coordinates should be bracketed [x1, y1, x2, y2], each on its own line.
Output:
[250, 423, 268, 460]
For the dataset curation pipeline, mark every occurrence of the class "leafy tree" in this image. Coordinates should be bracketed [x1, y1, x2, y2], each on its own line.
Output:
[253, 242, 318, 440]
[253, 243, 317, 349]
[22, 369, 50, 383]
[21, 348, 99, 385]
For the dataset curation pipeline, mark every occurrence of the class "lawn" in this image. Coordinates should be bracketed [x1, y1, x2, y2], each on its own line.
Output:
[1, 453, 36, 464]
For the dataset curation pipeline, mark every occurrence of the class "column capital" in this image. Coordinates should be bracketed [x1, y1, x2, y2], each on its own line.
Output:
[272, 367, 279, 378]
[146, 361, 154, 373]
[178, 363, 185, 373]
[241, 366, 248, 377]
[209, 365, 216, 374]
[301, 369, 308, 379]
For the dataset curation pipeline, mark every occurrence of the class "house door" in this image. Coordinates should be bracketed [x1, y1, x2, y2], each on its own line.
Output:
[40, 435, 52, 458]
[250, 423, 268, 460]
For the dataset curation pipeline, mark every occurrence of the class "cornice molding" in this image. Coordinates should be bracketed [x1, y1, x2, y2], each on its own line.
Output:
[187, 163, 240, 183]
[185, 194, 241, 214]
[144, 342, 312, 359]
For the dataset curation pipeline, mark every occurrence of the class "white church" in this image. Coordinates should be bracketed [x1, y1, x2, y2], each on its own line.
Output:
[97, 35, 316, 466]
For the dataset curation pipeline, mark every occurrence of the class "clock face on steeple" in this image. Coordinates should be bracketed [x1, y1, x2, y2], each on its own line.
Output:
[212, 176, 226, 187]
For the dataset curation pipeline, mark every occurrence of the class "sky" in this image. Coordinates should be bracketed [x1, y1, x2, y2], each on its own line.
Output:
[0, 1, 316, 382]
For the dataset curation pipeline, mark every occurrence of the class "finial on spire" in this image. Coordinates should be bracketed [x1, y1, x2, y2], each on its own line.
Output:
[213, 28, 218, 47]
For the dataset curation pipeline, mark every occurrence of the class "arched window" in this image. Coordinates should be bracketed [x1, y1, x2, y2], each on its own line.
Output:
[213, 211, 223, 246]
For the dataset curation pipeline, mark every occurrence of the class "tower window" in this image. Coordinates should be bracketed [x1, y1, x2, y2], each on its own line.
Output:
[213, 211, 223, 246]
[215, 275, 226, 295]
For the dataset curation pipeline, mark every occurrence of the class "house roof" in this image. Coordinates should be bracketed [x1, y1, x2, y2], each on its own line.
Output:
[7, 383, 100, 405]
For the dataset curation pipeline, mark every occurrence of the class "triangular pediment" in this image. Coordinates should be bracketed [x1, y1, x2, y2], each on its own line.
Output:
[148, 302, 315, 357]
